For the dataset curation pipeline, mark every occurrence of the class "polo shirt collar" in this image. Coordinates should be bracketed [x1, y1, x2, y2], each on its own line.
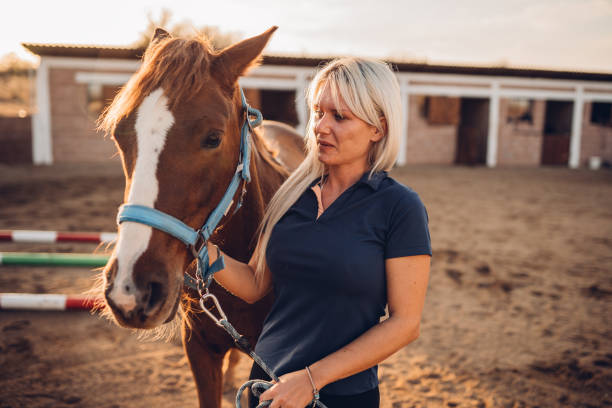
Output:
[311, 170, 387, 191]
[357, 170, 387, 191]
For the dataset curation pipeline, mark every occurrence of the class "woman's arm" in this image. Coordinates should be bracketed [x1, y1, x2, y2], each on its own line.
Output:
[206, 242, 273, 304]
[259, 254, 431, 408]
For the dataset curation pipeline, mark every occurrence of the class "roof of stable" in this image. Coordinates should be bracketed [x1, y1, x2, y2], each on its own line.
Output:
[22, 43, 612, 82]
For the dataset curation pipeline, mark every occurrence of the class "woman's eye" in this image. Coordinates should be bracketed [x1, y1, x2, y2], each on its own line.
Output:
[334, 113, 344, 121]
[314, 109, 323, 118]
[202, 130, 222, 149]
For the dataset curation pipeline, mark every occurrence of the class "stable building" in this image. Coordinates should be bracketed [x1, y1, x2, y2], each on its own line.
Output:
[21, 43, 612, 168]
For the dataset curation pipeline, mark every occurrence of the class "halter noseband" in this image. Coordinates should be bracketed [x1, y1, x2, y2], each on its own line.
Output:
[116, 87, 262, 291]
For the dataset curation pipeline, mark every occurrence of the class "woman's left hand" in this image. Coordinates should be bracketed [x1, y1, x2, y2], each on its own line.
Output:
[258, 369, 316, 408]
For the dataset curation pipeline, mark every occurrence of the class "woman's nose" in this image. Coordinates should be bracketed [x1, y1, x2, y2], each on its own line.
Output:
[314, 114, 329, 134]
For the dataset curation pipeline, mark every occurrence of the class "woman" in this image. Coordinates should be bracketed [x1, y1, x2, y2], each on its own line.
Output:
[208, 57, 431, 408]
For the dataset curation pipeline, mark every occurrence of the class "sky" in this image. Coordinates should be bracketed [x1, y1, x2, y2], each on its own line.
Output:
[2, 0, 612, 73]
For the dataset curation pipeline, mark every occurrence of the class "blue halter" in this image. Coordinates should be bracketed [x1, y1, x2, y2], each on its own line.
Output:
[116, 88, 262, 291]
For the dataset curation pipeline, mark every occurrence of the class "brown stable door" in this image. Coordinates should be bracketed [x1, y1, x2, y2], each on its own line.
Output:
[541, 101, 572, 165]
[456, 98, 489, 165]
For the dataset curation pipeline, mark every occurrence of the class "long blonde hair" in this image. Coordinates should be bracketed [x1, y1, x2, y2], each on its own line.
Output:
[254, 57, 402, 277]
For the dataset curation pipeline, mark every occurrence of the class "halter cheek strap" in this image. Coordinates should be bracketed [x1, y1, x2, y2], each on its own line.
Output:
[116, 87, 262, 290]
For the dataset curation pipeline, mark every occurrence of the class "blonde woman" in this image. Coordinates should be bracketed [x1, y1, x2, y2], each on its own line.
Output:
[208, 57, 431, 408]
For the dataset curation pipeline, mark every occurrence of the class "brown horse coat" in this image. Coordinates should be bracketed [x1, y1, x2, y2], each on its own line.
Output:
[99, 26, 305, 407]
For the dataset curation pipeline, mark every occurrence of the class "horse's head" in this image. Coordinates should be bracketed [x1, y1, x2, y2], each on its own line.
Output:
[100, 27, 277, 329]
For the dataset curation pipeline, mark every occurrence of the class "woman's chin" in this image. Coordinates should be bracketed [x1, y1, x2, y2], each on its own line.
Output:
[317, 152, 335, 166]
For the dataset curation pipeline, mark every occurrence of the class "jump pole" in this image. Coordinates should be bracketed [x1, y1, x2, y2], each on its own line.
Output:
[0, 252, 109, 267]
[0, 293, 104, 311]
[0, 230, 117, 244]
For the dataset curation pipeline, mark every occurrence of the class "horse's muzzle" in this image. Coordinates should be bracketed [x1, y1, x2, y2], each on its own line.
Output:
[104, 258, 173, 328]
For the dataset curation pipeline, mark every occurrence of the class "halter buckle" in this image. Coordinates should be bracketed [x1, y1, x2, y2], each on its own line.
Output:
[190, 232, 207, 260]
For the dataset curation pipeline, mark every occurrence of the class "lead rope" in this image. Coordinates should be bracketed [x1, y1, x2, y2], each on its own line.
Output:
[197, 280, 327, 407]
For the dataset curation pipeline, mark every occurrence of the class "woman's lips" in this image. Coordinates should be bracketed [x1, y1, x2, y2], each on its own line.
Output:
[317, 140, 334, 149]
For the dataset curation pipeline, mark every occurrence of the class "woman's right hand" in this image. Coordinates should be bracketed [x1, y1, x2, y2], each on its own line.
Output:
[207, 242, 272, 304]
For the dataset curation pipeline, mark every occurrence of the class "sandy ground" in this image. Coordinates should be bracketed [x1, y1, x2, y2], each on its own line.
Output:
[0, 162, 610, 408]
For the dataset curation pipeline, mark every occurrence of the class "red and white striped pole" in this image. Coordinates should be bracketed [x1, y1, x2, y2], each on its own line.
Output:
[0, 293, 104, 311]
[0, 230, 117, 244]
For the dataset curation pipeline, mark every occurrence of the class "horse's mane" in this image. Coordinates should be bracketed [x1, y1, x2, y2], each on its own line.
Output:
[98, 33, 289, 177]
[251, 127, 290, 178]
[99, 35, 216, 135]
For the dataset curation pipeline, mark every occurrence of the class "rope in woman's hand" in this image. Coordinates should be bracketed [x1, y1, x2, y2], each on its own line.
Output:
[235, 379, 329, 408]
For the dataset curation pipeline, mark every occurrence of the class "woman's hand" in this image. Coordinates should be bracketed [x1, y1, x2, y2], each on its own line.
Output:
[258, 369, 316, 408]
[206, 242, 273, 304]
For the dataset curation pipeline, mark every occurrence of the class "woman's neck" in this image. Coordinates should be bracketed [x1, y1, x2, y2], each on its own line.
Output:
[324, 161, 369, 194]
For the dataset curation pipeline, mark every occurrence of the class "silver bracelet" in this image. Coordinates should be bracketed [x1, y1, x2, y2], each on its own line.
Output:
[305, 366, 320, 401]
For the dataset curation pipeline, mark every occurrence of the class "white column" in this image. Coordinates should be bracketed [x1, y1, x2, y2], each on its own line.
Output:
[569, 86, 584, 169]
[295, 73, 309, 136]
[32, 58, 53, 164]
[486, 81, 500, 167]
[397, 80, 409, 166]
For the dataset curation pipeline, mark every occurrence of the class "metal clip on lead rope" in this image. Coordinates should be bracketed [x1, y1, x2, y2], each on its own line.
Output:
[199, 293, 227, 324]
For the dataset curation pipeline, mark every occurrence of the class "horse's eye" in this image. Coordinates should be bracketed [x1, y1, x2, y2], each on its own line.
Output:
[202, 130, 222, 149]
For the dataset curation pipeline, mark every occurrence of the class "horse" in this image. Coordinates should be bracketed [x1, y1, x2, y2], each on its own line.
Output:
[98, 26, 305, 407]
[259, 121, 307, 172]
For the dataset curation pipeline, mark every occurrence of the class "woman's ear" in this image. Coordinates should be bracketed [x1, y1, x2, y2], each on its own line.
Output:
[380, 117, 388, 137]
[371, 117, 387, 142]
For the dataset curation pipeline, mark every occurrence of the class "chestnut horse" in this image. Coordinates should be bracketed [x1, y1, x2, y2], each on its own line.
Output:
[99, 27, 304, 407]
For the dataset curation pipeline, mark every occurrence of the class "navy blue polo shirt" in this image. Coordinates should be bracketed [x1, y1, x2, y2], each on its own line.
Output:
[254, 171, 432, 395]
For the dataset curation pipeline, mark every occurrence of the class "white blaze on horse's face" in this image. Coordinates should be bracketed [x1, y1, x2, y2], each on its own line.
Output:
[109, 88, 174, 312]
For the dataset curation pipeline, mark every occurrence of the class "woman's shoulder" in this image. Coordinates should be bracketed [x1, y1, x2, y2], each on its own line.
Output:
[378, 174, 426, 210]
[377, 173, 432, 256]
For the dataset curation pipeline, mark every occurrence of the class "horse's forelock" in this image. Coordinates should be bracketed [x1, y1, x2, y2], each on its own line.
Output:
[99, 35, 218, 136]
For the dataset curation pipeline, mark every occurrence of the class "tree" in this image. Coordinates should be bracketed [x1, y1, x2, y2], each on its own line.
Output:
[0, 53, 34, 117]
[0, 53, 35, 74]
[132, 8, 241, 50]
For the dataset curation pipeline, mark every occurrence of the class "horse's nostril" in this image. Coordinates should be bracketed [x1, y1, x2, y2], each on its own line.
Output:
[106, 296, 134, 321]
[144, 281, 164, 315]
[104, 282, 114, 298]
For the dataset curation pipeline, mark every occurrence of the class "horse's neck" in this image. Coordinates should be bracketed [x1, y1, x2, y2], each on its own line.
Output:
[215, 141, 285, 263]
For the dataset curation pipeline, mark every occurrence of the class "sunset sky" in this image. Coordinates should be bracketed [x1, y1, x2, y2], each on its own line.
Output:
[2, 0, 612, 73]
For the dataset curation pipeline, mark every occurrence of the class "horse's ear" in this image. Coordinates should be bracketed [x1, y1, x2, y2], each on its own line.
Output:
[214, 26, 278, 81]
[151, 28, 172, 45]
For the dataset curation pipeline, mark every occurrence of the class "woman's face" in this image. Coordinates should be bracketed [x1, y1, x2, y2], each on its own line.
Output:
[313, 83, 383, 170]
